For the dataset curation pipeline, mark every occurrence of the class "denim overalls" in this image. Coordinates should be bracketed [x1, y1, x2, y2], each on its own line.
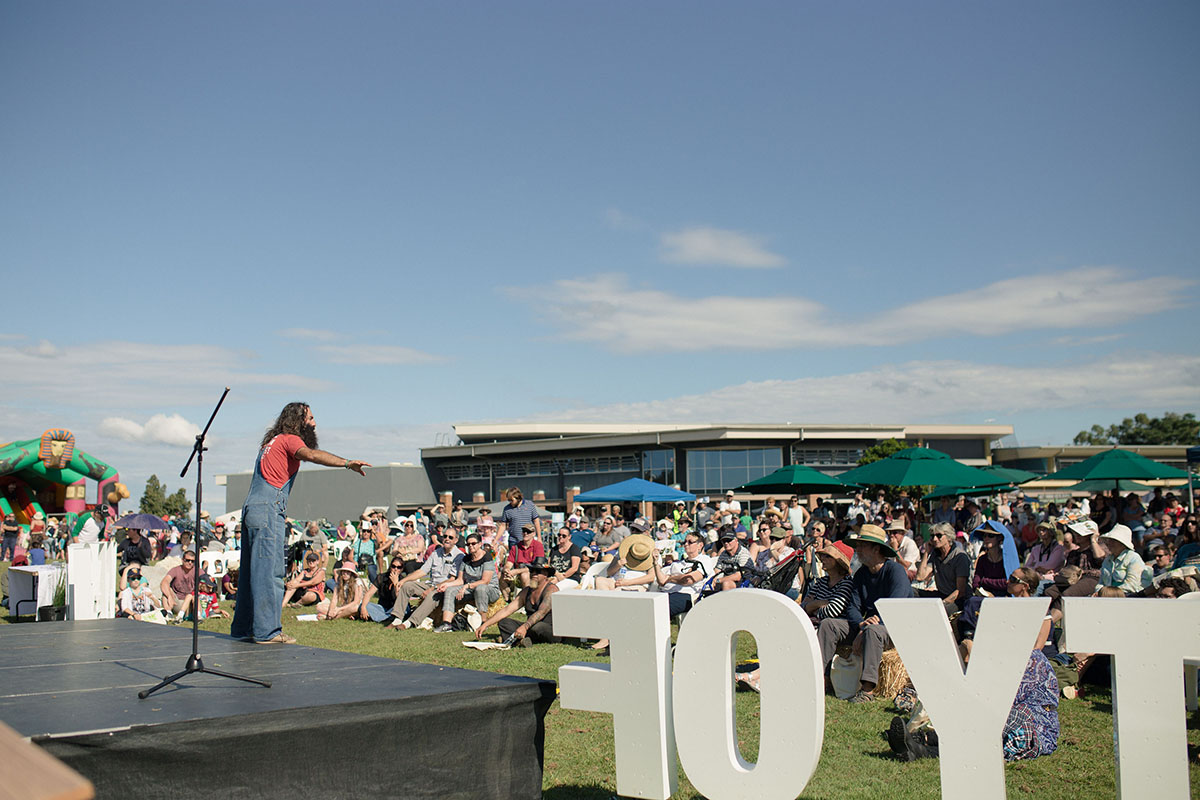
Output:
[229, 443, 296, 642]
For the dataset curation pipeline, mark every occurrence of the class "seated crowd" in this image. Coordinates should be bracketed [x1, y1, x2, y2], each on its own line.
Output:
[9, 483, 1198, 769]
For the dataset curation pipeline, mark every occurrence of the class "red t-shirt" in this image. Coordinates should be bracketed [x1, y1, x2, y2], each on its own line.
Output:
[259, 434, 304, 489]
[507, 538, 544, 566]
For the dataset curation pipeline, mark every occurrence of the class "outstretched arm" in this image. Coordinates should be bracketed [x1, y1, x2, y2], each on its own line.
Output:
[294, 447, 370, 475]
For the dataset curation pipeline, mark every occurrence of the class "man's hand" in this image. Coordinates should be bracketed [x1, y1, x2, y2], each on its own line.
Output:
[345, 460, 370, 476]
[860, 615, 880, 628]
[473, 626, 484, 640]
[515, 623, 528, 639]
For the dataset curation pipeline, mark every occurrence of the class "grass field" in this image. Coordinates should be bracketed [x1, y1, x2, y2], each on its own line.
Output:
[3, 561, 1199, 798]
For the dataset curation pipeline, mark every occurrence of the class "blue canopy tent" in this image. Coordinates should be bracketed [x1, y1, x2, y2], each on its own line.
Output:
[572, 478, 696, 503]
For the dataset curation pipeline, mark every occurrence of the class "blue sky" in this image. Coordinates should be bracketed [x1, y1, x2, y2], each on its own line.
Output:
[2, 2, 1197, 511]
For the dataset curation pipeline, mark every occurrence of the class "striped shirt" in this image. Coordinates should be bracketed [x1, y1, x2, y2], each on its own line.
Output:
[498, 500, 540, 545]
[803, 575, 854, 621]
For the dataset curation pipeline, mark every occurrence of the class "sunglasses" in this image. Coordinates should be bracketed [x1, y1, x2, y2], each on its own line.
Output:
[558, 534, 570, 539]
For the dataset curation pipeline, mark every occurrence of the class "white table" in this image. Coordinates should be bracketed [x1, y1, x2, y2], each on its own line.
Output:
[7, 564, 67, 619]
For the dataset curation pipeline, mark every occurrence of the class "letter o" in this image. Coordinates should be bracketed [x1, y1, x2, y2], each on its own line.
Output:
[672, 589, 824, 800]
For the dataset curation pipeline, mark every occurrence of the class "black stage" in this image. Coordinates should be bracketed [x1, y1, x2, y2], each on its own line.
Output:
[0, 620, 556, 799]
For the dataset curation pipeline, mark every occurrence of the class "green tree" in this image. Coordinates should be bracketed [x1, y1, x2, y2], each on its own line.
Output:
[857, 438, 906, 466]
[164, 487, 192, 518]
[139, 474, 193, 518]
[139, 474, 168, 515]
[1073, 412, 1200, 446]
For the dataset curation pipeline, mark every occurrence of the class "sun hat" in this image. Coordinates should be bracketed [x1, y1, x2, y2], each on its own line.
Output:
[817, 541, 853, 573]
[619, 533, 656, 571]
[1100, 523, 1135, 551]
[769, 526, 789, 540]
[885, 519, 907, 533]
[476, 518, 496, 528]
[1066, 518, 1099, 538]
[335, 563, 358, 576]
[844, 523, 897, 557]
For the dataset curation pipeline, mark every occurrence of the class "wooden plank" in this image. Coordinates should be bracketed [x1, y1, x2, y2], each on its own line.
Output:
[0, 721, 93, 800]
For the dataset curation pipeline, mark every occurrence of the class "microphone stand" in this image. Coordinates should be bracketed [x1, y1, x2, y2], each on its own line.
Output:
[140, 387, 271, 699]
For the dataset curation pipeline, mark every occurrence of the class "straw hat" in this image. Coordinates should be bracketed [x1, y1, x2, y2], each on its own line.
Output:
[1100, 523, 1135, 552]
[817, 541, 853, 574]
[844, 523, 897, 557]
[619, 533, 656, 571]
[885, 519, 907, 533]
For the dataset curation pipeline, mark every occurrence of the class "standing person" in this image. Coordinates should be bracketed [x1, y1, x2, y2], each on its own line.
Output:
[230, 403, 369, 645]
[1, 513, 20, 561]
[497, 487, 541, 549]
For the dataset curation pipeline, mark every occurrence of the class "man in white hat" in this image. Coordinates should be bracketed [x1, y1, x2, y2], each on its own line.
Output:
[1092, 523, 1150, 595]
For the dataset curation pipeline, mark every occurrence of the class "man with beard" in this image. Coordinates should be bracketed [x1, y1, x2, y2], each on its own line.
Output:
[230, 403, 370, 644]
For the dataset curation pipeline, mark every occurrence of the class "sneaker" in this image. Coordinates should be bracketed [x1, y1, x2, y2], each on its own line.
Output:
[433, 623, 453, 633]
[255, 633, 296, 645]
[417, 617, 434, 631]
[847, 690, 877, 704]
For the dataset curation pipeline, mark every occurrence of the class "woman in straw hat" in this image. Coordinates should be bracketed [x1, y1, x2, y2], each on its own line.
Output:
[588, 528, 658, 651]
[800, 541, 855, 624]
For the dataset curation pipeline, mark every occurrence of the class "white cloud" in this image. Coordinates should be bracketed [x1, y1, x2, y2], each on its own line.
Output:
[278, 328, 345, 342]
[0, 339, 332, 408]
[660, 226, 786, 268]
[1050, 333, 1124, 347]
[99, 413, 202, 447]
[529, 354, 1200, 424]
[314, 344, 440, 365]
[22, 339, 60, 358]
[604, 208, 647, 232]
[524, 266, 1190, 353]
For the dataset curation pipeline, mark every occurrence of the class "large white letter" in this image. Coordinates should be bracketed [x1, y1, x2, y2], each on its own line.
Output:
[877, 597, 1049, 800]
[553, 590, 676, 800]
[1063, 597, 1200, 798]
[672, 589, 823, 800]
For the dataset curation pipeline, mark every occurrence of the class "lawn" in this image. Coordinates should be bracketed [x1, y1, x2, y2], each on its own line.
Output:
[4, 561, 1200, 798]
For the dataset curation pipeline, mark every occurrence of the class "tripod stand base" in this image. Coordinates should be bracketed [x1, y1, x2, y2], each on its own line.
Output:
[138, 655, 272, 699]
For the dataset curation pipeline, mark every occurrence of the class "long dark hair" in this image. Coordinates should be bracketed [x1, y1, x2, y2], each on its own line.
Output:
[261, 402, 317, 449]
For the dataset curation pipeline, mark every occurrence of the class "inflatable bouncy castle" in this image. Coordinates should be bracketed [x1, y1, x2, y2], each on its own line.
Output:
[0, 429, 126, 531]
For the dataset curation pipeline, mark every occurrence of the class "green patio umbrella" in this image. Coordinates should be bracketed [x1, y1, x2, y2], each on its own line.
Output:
[1065, 478, 1156, 494]
[735, 464, 861, 495]
[836, 447, 1010, 490]
[1036, 447, 1191, 483]
[925, 483, 1014, 500]
[977, 465, 1042, 484]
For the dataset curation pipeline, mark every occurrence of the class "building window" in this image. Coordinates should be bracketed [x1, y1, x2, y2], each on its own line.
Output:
[440, 454, 640, 481]
[792, 446, 864, 467]
[642, 449, 675, 486]
[686, 448, 782, 493]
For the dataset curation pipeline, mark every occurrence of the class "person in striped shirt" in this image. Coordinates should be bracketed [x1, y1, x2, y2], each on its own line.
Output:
[800, 541, 855, 624]
[498, 486, 541, 549]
